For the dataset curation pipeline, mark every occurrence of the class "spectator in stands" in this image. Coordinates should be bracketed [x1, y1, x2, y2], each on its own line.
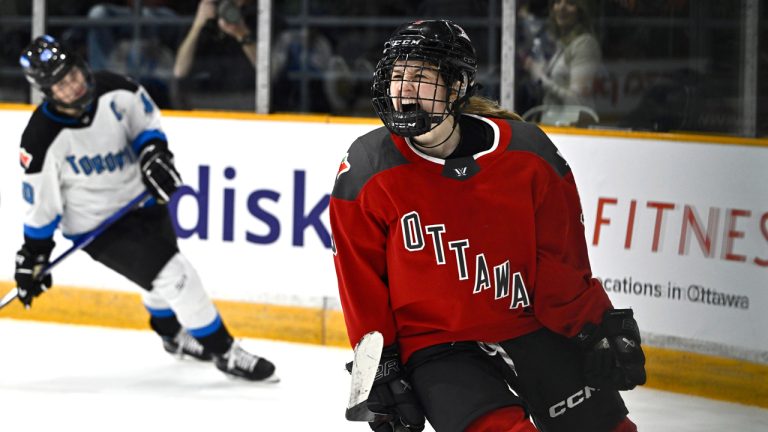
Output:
[523, 0, 602, 125]
[172, 0, 256, 110]
[270, 23, 334, 113]
[323, 29, 375, 116]
[86, 1, 178, 107]
[515, 0, 554, 113]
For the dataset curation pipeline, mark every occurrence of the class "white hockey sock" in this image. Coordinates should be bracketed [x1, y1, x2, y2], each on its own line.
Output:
[150, 252, 219, 332]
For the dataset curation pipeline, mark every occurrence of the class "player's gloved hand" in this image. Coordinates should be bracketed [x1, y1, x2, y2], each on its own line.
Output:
[365, 345, 425, 432]
[14, 242, 54, 308]
[139, 143, 182, 203]
[574, 308, 647, 390]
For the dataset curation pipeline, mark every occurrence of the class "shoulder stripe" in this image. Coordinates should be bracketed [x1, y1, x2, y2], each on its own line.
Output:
[506, 121, 570, 177]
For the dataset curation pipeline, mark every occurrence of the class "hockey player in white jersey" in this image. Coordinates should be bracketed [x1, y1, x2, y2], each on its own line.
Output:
[14, 35, 277, 382]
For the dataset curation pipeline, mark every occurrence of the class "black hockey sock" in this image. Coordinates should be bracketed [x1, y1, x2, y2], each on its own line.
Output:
[149, 315, 182, 338]
[195, 324, 234, 355]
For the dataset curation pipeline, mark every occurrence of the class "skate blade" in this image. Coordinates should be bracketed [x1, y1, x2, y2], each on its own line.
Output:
[223, 372, 281, 384]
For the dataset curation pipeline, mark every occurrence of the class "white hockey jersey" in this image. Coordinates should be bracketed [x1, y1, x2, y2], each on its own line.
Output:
[19, 71, 166, 240]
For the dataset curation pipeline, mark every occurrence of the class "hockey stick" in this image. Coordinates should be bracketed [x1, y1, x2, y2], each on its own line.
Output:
[0, 190, 152, 310]
[345, 330, 394, 423]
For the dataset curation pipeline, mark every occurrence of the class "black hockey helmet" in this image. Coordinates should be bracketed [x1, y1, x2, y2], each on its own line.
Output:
[372, 20, 478, 137]
[19, 35, 94, 110]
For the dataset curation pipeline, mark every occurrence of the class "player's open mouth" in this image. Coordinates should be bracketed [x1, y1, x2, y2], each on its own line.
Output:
[401, 102, 419, 112]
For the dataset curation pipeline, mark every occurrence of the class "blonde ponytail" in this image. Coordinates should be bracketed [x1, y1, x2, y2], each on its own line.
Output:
[463, 96, 523, 121]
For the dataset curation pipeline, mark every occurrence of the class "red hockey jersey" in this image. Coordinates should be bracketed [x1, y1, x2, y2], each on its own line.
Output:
[330, 115, 611, 362]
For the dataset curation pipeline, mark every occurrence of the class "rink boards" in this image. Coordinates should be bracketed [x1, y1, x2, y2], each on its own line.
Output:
[0, 105, 766, 408]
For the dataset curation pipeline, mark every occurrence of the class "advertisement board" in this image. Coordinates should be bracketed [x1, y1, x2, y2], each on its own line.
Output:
[1, 108, 765, 358]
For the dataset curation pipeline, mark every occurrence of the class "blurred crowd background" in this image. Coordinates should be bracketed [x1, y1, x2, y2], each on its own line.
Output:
[0, 0, 765, 138]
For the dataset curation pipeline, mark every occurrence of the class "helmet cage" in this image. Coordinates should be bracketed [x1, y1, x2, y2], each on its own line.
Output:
[372, 20, 478, 137]
[372, 55, 467, 137]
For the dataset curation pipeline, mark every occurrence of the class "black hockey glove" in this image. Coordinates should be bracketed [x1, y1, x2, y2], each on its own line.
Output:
[349, 344, 426, 432]
[14, 240, 54, 308]
[139, 143, 182, 203]
[574, 308, 647, 391]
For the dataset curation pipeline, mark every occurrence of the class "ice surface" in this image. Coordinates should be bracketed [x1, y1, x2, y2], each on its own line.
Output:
[0, 319, 765, 432]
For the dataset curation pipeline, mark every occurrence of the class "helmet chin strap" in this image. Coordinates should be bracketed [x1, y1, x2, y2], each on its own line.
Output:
[411, 81, 470, 150]
[413, 114, 459, 149]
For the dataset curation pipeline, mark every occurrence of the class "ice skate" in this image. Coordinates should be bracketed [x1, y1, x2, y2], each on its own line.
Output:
[162, 329, 213, 361]
[214, 341, 278, 382]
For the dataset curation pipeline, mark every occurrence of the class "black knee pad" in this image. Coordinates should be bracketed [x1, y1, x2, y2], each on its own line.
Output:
[406, 342, 525, 432]
[498, 329, 629, 432]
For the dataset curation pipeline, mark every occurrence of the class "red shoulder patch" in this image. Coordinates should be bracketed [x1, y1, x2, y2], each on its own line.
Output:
[20, 148, 33, 170]
[336, 153, 350, 180]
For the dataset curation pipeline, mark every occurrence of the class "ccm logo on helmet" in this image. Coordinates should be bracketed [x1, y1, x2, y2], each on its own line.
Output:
[391, 39, 421, 46]
[548, 386, 598, 418]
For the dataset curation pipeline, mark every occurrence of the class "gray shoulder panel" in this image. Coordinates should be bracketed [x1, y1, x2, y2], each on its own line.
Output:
[332, 126, 410, 201]
[506, 121, 570, 177]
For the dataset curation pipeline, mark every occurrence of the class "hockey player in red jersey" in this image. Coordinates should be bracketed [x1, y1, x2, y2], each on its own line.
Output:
[330, 20, 646, 432]
[13, 35, 276, 382]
